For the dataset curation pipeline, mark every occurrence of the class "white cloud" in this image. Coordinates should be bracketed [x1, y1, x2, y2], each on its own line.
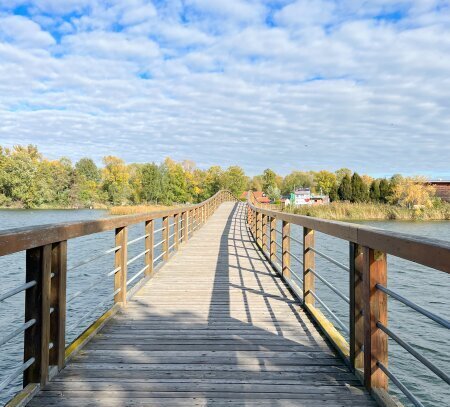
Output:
[0, 15, 55, 48]
[0, 1, 449, 176]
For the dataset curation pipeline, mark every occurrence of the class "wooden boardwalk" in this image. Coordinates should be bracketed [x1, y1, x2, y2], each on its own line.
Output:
[29, 202, 376, 406]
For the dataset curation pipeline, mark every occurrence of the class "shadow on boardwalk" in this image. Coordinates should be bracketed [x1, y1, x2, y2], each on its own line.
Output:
[28, 202, 375, 406]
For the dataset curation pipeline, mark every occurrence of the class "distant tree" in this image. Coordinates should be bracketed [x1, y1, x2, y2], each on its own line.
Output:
[202, 166, 223, 199]
[75, 158, 100, 182]
[281, 171, 314, 195]
[314, 170, 337, 195]
[221, 166, 247, 197]
[388, 174, 404, 204]
[140, 163, 166, 203]
[390, 176, 436, 208]
[101, 156, 131, 205]
[249, 175, 263, 191]
[369, 179, 381, 201]
[329, 184, 339, 202]
[262, 169, 277, 193]
[267, 185, 281, 202]
[164, 158, 189, 203]
[379, 178, 390, 203]
[351, 173, 368, 202]
[338, 174, 352, 201]
[335, 168, 352, 184]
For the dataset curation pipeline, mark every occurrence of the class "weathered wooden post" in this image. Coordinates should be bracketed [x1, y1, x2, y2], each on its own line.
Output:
[282, 221, 291, 279]
[114, 227, 128, 305]
[350, 242, 364, 372]
[163, 216, 169, 261]
[24, 244, 52, 386]
[303, 228, 315, 305]
[270, 217, 276, 263]
[182, 211, 188, 242]
[256, 212, 262, 248]
[363, 247, 388, 390]
[145, 220, 154, 276]
[262, 214, 267, 253]
[174, 214, 180, 250]
[49, 241, 67, 371]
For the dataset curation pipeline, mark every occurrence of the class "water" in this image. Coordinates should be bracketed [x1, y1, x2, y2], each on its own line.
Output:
[0, 210, 448, 406]
[0, 209, 165, 404]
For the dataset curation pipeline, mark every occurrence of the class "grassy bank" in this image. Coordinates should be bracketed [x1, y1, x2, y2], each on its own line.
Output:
[285, 202, 450, 221]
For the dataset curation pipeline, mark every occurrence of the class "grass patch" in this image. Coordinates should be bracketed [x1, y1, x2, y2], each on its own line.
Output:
[285, 202, 450, 221]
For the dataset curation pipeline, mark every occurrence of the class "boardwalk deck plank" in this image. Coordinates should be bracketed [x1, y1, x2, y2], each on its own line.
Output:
[28, 202, 375, 406]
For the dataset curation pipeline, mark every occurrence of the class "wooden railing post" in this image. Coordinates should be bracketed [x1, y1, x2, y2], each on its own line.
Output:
[256, 212, 262, 247]
[262, 214, 267, 253]
[23, 244, 52, 387]
[350, 242, 364, 372]
[182, 211, 188, 242]
[145, 220, 154, 276]
[163, 216, 169, 261]
[363, 247, 388, 390]
[303, 228, 315, 305]
[114, 226, 128, 305]
[50, 241, 67, 371]
[24, 244, 52, 386]
[282, 221, 291, 279]
[174, 214, 180, 250]
[270, 217, 276, 263]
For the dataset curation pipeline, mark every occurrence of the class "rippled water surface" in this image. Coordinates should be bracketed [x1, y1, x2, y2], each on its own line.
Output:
[0, 209, 448, 406]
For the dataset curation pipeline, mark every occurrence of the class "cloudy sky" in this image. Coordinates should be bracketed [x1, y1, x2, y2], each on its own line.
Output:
[0, 0, 449, 176]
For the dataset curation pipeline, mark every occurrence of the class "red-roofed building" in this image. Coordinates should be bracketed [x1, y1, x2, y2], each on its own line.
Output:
[241, 191, 271, 204]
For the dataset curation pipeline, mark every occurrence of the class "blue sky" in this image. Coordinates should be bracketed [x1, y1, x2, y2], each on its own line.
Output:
[0, 0, 449, 177]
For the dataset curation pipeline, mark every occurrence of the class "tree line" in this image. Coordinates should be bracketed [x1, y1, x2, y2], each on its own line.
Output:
[0, 145, 247, 208]
[0, 145, 437, 209]
[250, 168, 437, 208]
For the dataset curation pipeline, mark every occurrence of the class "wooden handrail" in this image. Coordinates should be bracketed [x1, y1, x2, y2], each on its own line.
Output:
[1, 190, 237, 404]
[246, 189, 450, 407]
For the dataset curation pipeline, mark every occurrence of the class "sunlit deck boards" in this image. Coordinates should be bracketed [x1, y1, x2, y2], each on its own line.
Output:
[28, 202, 376, 406]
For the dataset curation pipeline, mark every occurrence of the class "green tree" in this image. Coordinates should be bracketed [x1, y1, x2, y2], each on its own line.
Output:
[314, 170, 337, 195]
[101, 156, 131, 205]
[379, 178, 390, 203]
[140, 163, 167, 203]
[335, 168, 352, 184]
[351, 173, 368, 202]
[369, 179, 381, 201]
[262, 169, 277, 193]
[75, 158, 100, 182]
[281, 171, 314, 195]
[221, 166, 247, 197]
[338, 174, 352, 201]
[267, 185, 281, 202]
[164, 158, 189, 203]
[329, 184, 339, 202]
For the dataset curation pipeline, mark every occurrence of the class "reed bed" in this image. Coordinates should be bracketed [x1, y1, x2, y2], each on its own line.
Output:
[110, 204, 178, 215]
[285, 202, 450, 221]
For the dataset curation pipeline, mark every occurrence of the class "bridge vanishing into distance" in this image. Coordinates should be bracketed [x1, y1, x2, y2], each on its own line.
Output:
[0, 191, 449, 406]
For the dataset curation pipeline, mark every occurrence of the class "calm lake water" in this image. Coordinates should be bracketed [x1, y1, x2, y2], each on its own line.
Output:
[0, 208, 448, 406]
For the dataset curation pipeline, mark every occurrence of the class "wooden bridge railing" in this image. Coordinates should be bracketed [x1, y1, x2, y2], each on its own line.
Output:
[0, 190, 236, 404]
[247, 191, 450, 407]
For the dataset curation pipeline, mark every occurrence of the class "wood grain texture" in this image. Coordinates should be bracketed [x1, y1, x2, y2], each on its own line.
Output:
[28, 202, 374, 406]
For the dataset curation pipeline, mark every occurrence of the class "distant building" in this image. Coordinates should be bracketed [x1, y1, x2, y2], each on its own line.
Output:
[290, 188, 329, 206]
[428, 180, 450, 202]
[241, 191, 271, 204]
